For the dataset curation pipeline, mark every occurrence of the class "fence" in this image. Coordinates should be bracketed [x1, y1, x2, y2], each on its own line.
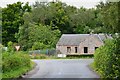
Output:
[29, 49, 61, 56]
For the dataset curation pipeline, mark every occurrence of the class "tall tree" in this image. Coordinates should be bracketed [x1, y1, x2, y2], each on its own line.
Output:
[16, 12, 61, 50]
[31, 1, 75, 34]
[15, 12, 32, 50]
[2, 2, 31, 46]
[96, 2, 118, 33]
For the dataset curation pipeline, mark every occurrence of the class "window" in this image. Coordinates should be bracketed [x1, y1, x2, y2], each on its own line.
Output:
[67, 47, 71, 53]
[95, 47, 98, 50]
[75, 47, 78, 53]
[84, 47, 88, 53]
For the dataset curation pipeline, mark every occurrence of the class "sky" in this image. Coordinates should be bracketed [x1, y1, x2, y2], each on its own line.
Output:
[0, 0, 107, 8]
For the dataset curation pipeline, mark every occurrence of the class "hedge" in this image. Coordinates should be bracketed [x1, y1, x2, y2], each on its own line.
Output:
[66, 54, 94, 58]
[94, 39, 120, 78]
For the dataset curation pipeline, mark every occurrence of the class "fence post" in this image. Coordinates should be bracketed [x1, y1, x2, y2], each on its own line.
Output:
[46, 49, 48, 55]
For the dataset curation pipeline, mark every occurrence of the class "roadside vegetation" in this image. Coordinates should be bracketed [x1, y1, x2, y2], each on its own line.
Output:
[2, 52, 34, 78]
[1, 43, 35, 78]
[90, 2, 120, 78]
[91, 39, 120, 78]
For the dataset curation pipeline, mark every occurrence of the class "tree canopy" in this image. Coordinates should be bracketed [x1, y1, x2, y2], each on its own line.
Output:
[2, 1, 120, 50]
[2, 2, 31, 46]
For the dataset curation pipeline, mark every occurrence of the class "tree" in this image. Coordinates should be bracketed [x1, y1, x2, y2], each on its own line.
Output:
[28, 1, 104, 34]
[17, 11, 61, 50]
[2, 2, 31, 46]
[70, 7, 97, 34]
[32, 42, 50, 50]
[15, 12, 32, 50]
[31, 1, 74, 34]
[28, 24, 61, 50]
[96, 2, 118, 33]
[94, 1, 120, 78]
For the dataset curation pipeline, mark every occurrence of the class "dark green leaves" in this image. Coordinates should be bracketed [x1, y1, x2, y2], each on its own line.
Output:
[2, 2, 31, 46]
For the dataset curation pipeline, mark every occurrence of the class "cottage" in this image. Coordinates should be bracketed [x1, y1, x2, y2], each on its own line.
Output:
[56, 34, 112, 55]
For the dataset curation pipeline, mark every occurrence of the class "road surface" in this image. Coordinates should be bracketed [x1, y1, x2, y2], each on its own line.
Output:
[25, 59, 99, 78]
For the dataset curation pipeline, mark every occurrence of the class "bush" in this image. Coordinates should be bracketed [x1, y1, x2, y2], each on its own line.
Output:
[94, 39, 120, 78]
[2, 52, 30, 73]
[7, 41, 15, 52]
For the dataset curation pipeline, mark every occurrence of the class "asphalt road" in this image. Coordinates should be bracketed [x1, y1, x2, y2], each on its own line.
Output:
[25, 59, 99, 78]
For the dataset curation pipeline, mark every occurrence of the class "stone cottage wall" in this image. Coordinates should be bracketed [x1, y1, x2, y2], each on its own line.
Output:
[79, 35, 104, 54]
[56, 45, 79, 54]
[56, 35, 104, 54]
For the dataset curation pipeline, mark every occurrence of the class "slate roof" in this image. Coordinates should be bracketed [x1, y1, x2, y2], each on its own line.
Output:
[56, 34, 112, 46]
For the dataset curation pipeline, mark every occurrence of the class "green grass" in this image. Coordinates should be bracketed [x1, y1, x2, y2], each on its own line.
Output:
[2, 61, 35, 79]
[30, 54, 94, 59]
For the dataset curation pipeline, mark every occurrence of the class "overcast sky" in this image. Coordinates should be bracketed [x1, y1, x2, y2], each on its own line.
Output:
[0, 0, 106, 8]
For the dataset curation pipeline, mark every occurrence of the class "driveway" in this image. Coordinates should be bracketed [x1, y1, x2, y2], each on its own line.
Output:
[25, 59, 99, 78]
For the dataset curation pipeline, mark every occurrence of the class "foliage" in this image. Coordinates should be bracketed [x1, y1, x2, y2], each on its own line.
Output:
[17, 18, 61, 50]
[93, 1, 120, 78]
[2, 52, 30, 73]
[2, 1, 120, 51]
[96, 2, 119, 33]
[2, 65, 32, 78]
[7, 41, 14, 52]
[29, 24, 60, 48]
[32, 42, 50, 50]
[0, 7, 1, 44]
[2, 2, 31, 46]
[94, 39, 120, 78]
[15, 12, 32, 51]
[0, 44, 3, 50]
[31, 2, 102, 34]
[0, 44, 2, 79]
[31, 54, 48, 59]
[2, 51, 32, 78]
[32, 1, 73, 34]
[2, 1, 109, 49]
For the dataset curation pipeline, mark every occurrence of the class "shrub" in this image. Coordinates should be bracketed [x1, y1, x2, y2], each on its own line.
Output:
[2, 52, 30, 73]
[7, 41, 15, 52]
[94, 39, 120, 78]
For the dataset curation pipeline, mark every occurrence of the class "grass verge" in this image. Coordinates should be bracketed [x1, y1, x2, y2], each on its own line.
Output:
[30, 54, 94, 59]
